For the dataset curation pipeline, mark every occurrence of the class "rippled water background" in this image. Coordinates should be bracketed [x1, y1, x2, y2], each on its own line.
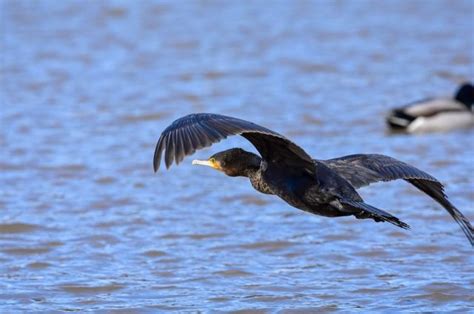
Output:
[1, 0, 473, 312]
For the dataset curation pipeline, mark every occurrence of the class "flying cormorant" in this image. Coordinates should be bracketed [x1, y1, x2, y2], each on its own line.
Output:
[153, 113, 473, 246]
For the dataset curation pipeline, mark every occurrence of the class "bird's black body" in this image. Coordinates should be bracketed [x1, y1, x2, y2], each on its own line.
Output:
[154, 113, 473, 245]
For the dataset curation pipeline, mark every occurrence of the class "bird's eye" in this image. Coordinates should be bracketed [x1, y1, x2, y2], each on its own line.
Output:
[209, 158, 216, 163]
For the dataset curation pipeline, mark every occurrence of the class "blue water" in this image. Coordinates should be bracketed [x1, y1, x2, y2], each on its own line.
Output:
[1, 0, 473, 312]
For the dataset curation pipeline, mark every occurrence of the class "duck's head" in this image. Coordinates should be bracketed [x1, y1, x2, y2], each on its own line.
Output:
[454, 83, 474, 109]
[192, 148, 261, 177]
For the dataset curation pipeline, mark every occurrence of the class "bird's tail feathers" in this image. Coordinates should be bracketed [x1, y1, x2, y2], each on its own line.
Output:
[341, 199, 410, 230]
[386, 109, 416, 129]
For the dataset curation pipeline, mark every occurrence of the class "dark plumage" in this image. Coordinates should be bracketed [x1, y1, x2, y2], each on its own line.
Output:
[153, 113, 474, 246]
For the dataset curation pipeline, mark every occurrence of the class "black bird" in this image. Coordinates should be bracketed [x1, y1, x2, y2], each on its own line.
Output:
[153, 113, 473, 246]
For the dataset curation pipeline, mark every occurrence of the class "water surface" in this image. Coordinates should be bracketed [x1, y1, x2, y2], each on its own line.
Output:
[1, 0, 473, 312]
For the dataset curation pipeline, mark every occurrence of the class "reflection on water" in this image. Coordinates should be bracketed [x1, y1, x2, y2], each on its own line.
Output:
[1, 0, 473, 312]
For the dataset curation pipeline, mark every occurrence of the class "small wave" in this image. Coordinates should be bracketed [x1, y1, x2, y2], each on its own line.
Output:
[143, 250, 167, 257]
[0, 223, 42, 234]
[213, 269, 253, 277]
[2, 247, 51, 255]
[60, 283, 124, 294]
[120, 112, 169, 123]
[27, 262, 52, 269]
[239, 240, 296, 251]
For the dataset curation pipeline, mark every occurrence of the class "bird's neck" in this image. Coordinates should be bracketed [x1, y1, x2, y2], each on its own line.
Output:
[241, 154, 262, 178]
[243, 167, 259, 178]
[246, 161, 274, 195]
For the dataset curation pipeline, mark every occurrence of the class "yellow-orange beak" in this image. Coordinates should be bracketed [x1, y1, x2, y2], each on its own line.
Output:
[192, 159, 223, 171]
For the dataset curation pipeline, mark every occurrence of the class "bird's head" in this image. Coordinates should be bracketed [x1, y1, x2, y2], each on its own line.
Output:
[192, 148, 261, 177]
[454, 82, 474, 109]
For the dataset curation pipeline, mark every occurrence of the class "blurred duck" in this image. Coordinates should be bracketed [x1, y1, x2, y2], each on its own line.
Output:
[386, 83, 474, 133]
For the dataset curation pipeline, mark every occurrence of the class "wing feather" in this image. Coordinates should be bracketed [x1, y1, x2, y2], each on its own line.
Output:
[153, 113, 314, 172]
[323, 154, 473, 245]
[174, 128, 186, 165]
[164, 134, 175, 168]
[322, 154, 438, 188]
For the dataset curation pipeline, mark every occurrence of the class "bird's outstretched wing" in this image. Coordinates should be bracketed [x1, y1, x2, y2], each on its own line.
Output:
[322, 154, 439, 188]
[153, 113, 314, 172]
[323, 154, 473, 245]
